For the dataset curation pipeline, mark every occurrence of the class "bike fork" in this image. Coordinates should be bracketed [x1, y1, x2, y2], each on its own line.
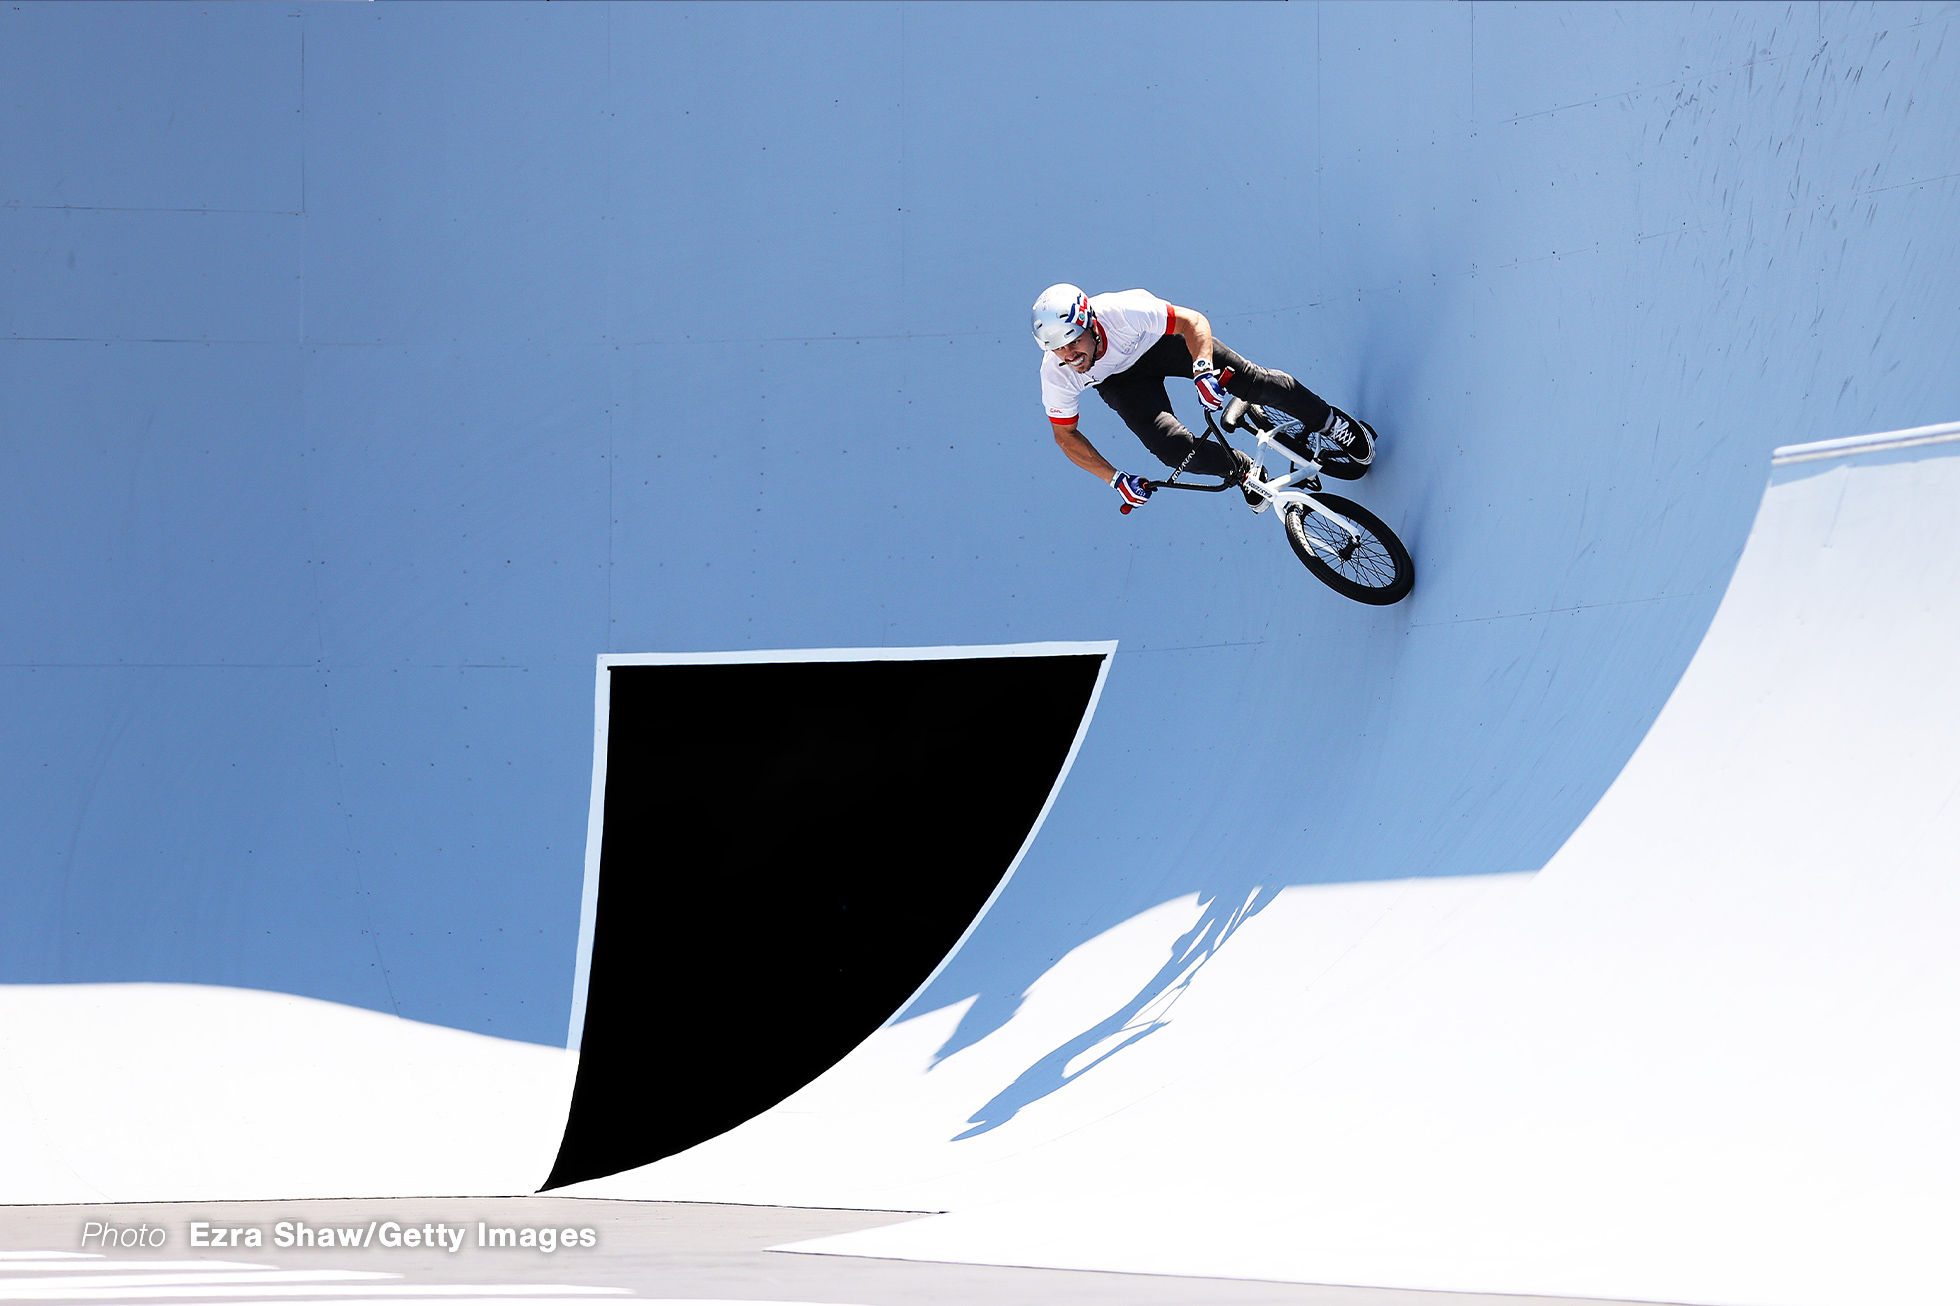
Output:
[1271, 489, 1364, 555]
[1246, 432, 1363, 547]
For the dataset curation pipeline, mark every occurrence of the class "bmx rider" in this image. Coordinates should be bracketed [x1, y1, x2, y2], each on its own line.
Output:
[1031, 284, 1375, 510]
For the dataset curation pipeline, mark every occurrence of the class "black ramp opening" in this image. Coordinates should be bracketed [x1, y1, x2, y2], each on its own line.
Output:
[542, 651, 1107, 1191]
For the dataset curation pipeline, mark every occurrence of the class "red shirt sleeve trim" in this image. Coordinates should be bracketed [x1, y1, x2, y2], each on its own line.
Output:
[1165, 303, 1176, 335]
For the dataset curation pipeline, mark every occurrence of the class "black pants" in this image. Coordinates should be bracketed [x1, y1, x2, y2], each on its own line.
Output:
[1095, 334, 1332, 477]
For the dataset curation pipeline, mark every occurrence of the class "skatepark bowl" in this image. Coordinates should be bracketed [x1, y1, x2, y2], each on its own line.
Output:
[3, 4, 1958, 1305]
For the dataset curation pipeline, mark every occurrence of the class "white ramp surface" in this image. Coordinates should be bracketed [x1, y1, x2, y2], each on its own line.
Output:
[576, 429, 1960, 1306]
[0, 985, 574, 1202]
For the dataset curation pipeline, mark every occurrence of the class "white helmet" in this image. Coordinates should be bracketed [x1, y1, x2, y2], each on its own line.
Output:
[1031, 283, 1095, 351]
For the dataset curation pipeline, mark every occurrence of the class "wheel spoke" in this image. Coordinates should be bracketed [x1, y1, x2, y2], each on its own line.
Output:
[1283, 497, 1411, 605]
[1300, 513, 1394, 588]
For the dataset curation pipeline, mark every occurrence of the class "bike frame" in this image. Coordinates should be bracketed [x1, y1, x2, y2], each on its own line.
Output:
[1144, 403, 1366, 556]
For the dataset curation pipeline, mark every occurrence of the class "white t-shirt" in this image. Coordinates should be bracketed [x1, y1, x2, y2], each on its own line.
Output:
[1039, 289, 1176, 423]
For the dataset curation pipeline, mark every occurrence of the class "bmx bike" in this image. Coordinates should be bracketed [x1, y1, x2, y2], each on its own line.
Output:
[1122, 395, 1415, 605]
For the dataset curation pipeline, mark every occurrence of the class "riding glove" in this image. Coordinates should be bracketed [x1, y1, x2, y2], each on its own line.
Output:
[1112, 472, 1153, 508]
[1191, 358, 1233, 411]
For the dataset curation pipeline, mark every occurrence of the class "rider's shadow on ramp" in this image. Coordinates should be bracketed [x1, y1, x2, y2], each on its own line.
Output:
[953, 882, 1280, 1139]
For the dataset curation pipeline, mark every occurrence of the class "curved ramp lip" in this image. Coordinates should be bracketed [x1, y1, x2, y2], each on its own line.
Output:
[1772, 419, 1960, 465]
[599, 641, 1117, 667]
[565, 640, 1119, 1049]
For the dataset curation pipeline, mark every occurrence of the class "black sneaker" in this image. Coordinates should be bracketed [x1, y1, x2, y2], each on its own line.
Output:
[1232, 448, 1265, 509]
[1321, 407, 1375, 466]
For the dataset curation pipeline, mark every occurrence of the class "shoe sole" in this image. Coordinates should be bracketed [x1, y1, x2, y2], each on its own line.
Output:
[1344, 418, 1377, 466]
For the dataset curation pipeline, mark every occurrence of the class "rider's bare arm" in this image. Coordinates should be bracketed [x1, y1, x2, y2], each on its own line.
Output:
[1168, 305, 1215, 370]
[1051, 418, 1120, 482]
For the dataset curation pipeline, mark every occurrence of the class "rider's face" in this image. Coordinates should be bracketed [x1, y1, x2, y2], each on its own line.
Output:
[1052, 326, 1099, 373]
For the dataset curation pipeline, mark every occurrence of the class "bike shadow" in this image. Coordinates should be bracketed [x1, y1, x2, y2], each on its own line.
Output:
[952, 882, 1281, 1139]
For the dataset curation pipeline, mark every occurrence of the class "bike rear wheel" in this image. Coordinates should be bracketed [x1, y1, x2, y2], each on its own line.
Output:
[1283, 493, 1414, 604]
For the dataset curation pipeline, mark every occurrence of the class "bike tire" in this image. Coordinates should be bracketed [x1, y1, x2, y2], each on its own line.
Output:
[1283, 493, 1414, 605]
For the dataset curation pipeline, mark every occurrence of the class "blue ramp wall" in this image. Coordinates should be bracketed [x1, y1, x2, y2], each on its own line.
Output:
[2, 2, 1956, 1049]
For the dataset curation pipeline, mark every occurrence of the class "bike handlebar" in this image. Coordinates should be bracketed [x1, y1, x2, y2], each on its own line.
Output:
[1114, 395, 1287, 514]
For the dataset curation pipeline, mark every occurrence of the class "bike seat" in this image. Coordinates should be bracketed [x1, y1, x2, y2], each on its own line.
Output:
[1221, 397, 1252, 431]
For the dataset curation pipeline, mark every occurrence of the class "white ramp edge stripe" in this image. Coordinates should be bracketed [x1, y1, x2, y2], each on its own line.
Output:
[0, 1255, 631, 1302]
[0, 1273, 392, 1290]
[0, 1288, 629, 1301]
[0, 1265, 270, 1275]
[596, 640, 1118, 668]
[1772, 419, 1960, 464]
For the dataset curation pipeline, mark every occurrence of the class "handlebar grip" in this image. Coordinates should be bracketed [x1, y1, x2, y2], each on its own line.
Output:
[1119, 503, 1132, 514]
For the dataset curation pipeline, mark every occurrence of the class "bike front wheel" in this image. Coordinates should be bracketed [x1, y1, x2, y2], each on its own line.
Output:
[1283, 494, 1414, 605]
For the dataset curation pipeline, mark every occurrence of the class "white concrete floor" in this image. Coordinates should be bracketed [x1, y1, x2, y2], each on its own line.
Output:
[0, 1197, 1654, 1306]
